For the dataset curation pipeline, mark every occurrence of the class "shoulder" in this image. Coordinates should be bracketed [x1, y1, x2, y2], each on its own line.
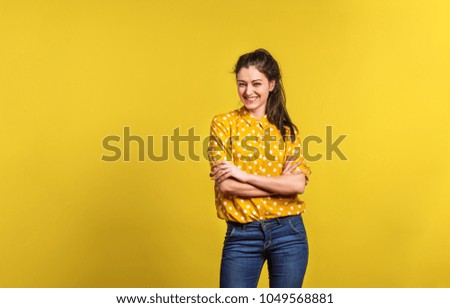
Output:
[211, 108, 241, 124]
[282, 124, 302, 145]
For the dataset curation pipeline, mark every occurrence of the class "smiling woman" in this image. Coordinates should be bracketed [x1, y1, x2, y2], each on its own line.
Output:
[208, 48, 312, 288]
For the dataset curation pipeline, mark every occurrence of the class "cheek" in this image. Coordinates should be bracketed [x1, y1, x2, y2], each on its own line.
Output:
[256, 89, 270, 98]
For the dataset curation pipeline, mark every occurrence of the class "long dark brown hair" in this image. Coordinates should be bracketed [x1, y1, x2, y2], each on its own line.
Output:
[234, 48, 297, 142]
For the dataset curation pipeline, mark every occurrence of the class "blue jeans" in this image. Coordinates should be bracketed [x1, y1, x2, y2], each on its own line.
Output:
[220, 215, 309, 288]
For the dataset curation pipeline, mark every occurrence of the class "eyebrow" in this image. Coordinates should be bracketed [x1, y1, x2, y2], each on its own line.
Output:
[237, 79, 263, 83]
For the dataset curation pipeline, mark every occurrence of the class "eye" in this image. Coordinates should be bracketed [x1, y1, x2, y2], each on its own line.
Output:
[253, 83, 262, 86]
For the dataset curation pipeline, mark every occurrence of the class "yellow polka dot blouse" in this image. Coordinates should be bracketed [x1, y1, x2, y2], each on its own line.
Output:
[208, 106, 312, 223]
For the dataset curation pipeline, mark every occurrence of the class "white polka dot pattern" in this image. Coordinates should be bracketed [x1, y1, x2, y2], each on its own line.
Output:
[208, 106, 311, 223]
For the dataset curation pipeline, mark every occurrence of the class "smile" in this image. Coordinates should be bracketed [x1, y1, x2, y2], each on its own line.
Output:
[244, 96, 258, 103]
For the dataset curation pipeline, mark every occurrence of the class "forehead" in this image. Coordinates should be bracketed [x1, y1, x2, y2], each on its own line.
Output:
[236, 66, 268, 81]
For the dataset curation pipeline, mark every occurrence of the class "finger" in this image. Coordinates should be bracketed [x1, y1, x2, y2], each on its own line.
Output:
[211, 164, 226, 176]
[284, 159, 294, 167]
[283, 160, 293, 170]
[214, 168, 229, 181]
[284, 161, 302, 175]
[211, 167, 220, 176]
[213, 169, 222, 181]
[292, 162, 302, 173]
[282, 162, 293, 174]
[212, 162, 222, 169]
[286, 155, 296, 162]
[215, 160, 228, 166]
[283, 161, 296, 174]
[217, 169, 231, 183]
[288, 161, 300, 170]
[210, 169, 218, 177]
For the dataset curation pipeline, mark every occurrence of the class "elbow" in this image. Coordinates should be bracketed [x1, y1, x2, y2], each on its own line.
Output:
[294, 174, 307, 194]
[294, 184, 305, 195]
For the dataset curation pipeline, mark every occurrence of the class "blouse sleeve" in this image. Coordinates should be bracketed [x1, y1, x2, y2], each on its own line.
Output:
[285, 127, 312, 184]
[207, 115, 232, 172]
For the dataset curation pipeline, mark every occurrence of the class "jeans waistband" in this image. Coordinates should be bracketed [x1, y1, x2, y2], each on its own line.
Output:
[226, 215, 298, 230]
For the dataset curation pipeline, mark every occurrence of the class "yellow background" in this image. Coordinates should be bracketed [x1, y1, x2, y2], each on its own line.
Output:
[1, 0, 449, 287]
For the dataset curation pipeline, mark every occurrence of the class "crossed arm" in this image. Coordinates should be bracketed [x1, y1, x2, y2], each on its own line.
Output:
[210, 160, 307, 198]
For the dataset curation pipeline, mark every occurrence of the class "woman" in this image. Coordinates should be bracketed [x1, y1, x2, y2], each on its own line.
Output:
[208, 48, 312, 288]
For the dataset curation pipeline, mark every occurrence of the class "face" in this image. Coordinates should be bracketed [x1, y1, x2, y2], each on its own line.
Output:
[236, 66, 275, 118]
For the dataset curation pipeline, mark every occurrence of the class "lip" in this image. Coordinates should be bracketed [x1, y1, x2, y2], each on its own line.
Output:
[244, 96, 258, 103]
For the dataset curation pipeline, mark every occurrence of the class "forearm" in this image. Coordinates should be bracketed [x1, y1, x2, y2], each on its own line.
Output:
[217, 179, 273, 198]
[244, 173, 307, 195]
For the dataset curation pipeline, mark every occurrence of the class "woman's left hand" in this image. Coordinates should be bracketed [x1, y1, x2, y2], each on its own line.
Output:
[210, 160, 250, 183]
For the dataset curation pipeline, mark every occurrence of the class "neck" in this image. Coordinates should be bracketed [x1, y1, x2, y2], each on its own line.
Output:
[248, 106, 266, 120]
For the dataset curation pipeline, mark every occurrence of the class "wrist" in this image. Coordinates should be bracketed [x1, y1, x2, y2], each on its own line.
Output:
[243, 172, 255, 184]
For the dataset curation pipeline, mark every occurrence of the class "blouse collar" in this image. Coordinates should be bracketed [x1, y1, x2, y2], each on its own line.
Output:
[238, 106, 270, 129]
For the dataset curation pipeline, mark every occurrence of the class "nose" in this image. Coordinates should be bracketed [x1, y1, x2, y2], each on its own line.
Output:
[245, 85, 254, 96]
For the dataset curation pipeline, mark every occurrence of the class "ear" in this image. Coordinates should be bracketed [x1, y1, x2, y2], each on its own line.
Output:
[269, 80, 276, 92]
